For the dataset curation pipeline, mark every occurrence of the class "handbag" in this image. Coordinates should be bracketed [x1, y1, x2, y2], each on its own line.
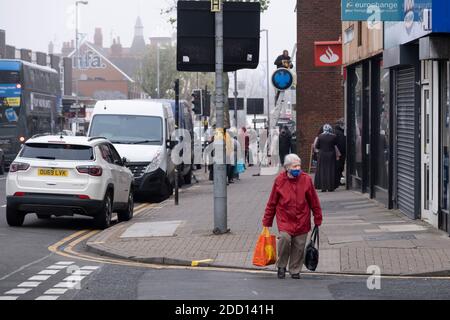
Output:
[252, 227, 277, 267]
[236, 160, 245, 174]
[304, 226, 319, 271]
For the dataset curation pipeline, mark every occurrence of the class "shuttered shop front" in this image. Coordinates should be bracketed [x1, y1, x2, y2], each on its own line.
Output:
[395, 67, 419, 219]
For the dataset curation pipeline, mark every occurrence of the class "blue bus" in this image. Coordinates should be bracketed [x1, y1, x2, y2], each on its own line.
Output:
[0, 60, 61, 166]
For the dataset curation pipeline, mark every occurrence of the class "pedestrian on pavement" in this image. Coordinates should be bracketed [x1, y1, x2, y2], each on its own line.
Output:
[225, 130, 235, 184]
[262, 154, 323, 279]
[241, 127, 250, 168]
[207, 125, 216, 181]
[314, 124, 340, 192]
[274, 50, 294, 69]
[334, 119, 346, 188]
[279, 125, 293, 166]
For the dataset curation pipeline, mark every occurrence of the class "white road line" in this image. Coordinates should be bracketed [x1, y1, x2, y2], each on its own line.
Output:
[28, 275, 51, 281]
[55, 261, 75, 266]
[17, 282, 41, 288]
[0, 296, 18, 300]
[44, 288, 68, 295]
[47, 265, 69, 270]
[35, 296, 59, 300]
[5, 288, 32, 295]
[54, 282, 78, 289]
[80, 266, 100, 270]
[73, 270, 92, 276]
[0, 253, 52, 281]
[63, 275, 85, 282]
[38, 270, 60, 275]
[1, 205, 6, 208]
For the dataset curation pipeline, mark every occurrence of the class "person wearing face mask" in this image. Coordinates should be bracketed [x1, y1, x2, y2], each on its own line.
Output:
[262, 154, 323, 279]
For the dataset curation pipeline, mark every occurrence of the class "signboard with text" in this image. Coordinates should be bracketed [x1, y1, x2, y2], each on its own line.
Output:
[342, 0, 403, 21]
[314, 41, 342, 67]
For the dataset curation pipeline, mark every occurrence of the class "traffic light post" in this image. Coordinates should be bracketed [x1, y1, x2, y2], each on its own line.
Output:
[213, 2, 229, 235]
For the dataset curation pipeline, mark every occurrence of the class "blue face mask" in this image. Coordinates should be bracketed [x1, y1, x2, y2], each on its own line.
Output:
[289, 169, 301, 177]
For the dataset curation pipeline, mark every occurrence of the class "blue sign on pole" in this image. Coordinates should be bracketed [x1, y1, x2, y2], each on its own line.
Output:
[271, 68, 294, 91]
[342, 0, 403, 21]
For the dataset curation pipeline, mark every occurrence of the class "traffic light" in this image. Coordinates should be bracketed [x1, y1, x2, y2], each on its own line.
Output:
[202, 89, 211, 117]
[192, 89, 203, 115]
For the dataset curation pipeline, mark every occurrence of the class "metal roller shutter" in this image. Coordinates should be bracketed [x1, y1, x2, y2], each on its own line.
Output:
[396, 67, 417, 218]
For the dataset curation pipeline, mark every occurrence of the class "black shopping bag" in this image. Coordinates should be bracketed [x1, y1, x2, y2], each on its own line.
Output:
[304, 226, 319, 271]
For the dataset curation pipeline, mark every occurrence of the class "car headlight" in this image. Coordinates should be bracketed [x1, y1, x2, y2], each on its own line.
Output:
[146, 149, 163, 173]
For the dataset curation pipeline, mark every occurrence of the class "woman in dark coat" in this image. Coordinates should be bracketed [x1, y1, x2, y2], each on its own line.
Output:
[314, 124, 338, 192]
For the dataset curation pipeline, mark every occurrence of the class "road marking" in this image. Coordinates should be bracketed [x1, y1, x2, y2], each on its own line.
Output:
[54, 282, 79, 289]
[45, 288, 68, 295]
[55, 261, 75, 266]
[17, 282, 41, 288]
[38, 269, 60, 275]
[191, 259, 214, 267]
[0, 296, 18, 300]
[47, 265, 69, 270]
[72, 270, 92, 275]
[35, 296, 59, 300]
[5, 288, 32, 295]
[63, 275, 85, 282]
[0, 253, 53, 281]
[1, 205, 6, 208]
[80, 266, 100, 270]
[28, 275, 51, 281]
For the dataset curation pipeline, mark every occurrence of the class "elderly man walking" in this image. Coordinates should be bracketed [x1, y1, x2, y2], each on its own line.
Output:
[262, 154, 323, 279]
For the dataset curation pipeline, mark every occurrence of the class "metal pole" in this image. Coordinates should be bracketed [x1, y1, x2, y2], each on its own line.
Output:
[213, 4, 228, 235]
[234, 72, 238, 128]
[174, 79, 180, 205]
[157, 43, 160, 99]
[75, 2, 79, 132]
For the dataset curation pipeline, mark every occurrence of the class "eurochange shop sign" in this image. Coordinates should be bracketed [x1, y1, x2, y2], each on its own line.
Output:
[342, 0, 404, 21]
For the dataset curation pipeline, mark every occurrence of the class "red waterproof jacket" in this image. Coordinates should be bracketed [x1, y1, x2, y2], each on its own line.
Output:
[263, 171, 323, 236]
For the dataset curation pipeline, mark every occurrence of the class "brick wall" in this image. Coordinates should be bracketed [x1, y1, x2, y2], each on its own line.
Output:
[296, 0, 344, 171]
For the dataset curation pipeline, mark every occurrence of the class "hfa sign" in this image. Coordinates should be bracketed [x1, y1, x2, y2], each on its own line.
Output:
[314, 41, 342, 67]
[342, 0, 403, 21]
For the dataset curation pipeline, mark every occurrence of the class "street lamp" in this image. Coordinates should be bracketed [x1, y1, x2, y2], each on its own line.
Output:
[260, 29, 270, 158]
[75, 0, 88, 132]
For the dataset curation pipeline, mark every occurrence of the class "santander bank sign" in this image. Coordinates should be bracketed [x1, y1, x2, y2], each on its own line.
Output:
[314, 41, 342, 67]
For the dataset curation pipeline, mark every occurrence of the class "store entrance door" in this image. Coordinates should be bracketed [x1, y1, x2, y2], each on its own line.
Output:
[421, 85, 434, 223]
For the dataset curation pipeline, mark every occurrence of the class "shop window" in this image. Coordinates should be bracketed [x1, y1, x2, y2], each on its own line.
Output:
[441, 62, 450, 213]
[350, 65, 363, 177]
[375, 68, 390, 189]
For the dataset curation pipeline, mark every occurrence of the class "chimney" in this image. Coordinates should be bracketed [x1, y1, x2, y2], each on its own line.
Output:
[49, 54, 60, 72]
[20, 49, 32, 62]
[36, 52, 47, 66]
[5, 45, 15, 59]
[48, 41, 54, 55]
[0, 30, 5, 59]
[110, 37, 123, 57]
[94, 28, 103, 47]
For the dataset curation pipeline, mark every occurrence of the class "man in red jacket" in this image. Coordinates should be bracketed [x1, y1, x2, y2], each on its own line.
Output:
[263, 154, 323, 279]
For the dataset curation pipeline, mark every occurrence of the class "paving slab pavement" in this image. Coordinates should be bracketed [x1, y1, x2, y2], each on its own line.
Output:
[86, 166, 450, 276]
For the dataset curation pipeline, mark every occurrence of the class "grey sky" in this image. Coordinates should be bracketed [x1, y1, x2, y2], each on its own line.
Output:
[0, 0, 296, 66]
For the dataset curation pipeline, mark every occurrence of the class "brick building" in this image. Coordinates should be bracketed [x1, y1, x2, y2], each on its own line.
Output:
[296, 0, 344, 171]
[60, 17, 148, 101]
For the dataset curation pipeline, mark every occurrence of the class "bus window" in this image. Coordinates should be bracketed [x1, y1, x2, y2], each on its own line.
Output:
[0, 71, 20, 84]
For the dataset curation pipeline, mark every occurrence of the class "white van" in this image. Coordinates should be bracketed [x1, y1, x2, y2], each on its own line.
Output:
[87, 100, 176, 198]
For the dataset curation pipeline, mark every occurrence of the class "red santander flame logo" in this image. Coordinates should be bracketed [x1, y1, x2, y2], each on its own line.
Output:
[314, 41, 342, 67]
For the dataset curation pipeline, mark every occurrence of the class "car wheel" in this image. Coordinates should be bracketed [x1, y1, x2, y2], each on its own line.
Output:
[118, 190, 134, 222]
[36, 214, 51, 220]
[94, 192, 113, 230]
[6, 206, 25, 227]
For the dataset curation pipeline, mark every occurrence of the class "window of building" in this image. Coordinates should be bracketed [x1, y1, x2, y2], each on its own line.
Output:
[350, 65, 363, 178]
[375, 67, 390, 189]
[441, 62, 450, 213]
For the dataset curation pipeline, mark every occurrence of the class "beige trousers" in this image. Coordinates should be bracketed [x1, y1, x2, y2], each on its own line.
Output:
[276, 232, 308, 274]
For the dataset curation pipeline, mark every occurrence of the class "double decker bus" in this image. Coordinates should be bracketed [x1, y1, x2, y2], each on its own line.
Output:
[0, 59, 61, 167]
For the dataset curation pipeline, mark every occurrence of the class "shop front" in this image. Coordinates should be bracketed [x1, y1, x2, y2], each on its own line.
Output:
[346, 55, 392, 208]
[384, 0, 450, 232]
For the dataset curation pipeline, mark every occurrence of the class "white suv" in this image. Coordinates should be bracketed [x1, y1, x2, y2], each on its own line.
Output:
[6, 135, 134, 229]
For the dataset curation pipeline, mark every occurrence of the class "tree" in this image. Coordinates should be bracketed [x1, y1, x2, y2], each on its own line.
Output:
[138, 43, 215, 102]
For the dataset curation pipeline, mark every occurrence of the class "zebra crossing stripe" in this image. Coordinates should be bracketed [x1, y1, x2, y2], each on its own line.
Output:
[17, 282, 41, 288]
[5, 288, 32, 295]
[35, 296, 59, 300]
[0, 296, 18, 300]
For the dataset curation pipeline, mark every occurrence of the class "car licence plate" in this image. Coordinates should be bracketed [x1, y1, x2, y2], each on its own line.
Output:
[38, 168, 69, 177]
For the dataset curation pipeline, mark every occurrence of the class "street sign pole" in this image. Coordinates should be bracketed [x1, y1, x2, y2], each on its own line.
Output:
[213, 0, 228, 235]
[234, 71, 238, 128]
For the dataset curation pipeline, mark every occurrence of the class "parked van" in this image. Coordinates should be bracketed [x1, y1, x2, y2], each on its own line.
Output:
[87, 100, 176, 198]
[152, 99, 194, 185]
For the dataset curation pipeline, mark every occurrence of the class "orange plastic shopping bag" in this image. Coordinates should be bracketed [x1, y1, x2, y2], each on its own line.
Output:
[252, 227, 277, 267]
